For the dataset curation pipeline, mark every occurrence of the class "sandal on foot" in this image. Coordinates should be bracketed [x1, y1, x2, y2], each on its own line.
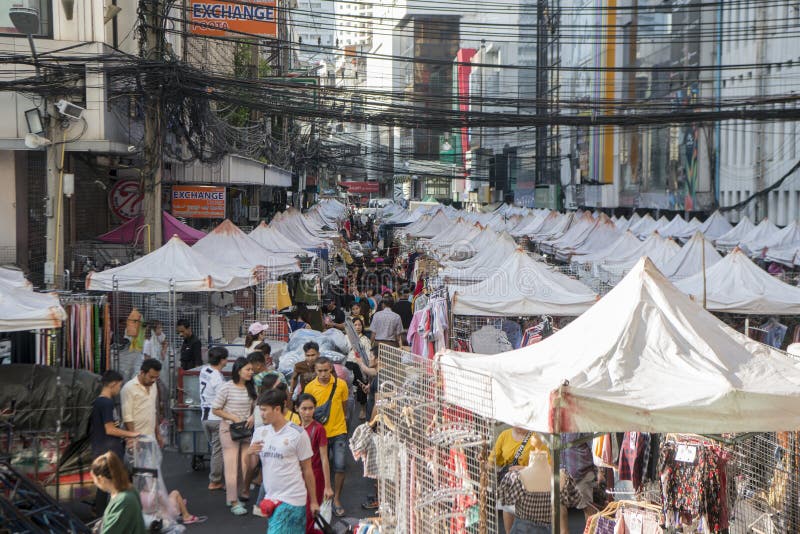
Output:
[231, 503, 248, 516]
[333, 504, 346, 517]
[183, 515, 208, 525]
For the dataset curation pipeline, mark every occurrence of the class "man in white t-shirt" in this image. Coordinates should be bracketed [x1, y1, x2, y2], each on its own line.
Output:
[199, 346, 228, 491]
[249, 389, 319, 533]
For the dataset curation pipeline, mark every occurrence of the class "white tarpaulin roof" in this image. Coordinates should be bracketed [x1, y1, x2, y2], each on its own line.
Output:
[442, 232, 519, 283]
[540, 211, 596, 254]
[571, 230, 642, 266]
[405, 211, 453, 238]
[450, 248, 597, 316]
[0, 267, 31, 289]
[715, 216, 756, 250]
[193, 220, 301, 276]
[765, 245, 800, 267]
[658, 215, 699, 239]
[674, 248, 800, 314]
[0, 280, 66, 332]
[692, 211, 733, 242]
[249, 221, 309, 254]
[557, 216, 620, 261]
[742, 221, 800, 257]
[439, 258, 800, 433]
[86, 236, 253, 292]
[661, 231, 722, 281]
[629, 213, 658, 238]
[531, 212, 574, 242]
[599, 232, 680, 279]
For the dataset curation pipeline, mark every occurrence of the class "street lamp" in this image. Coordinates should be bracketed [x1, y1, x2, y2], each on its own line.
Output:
[10, 2, 64, 287]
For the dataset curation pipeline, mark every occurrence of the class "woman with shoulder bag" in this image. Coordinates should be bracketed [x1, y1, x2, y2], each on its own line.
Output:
[491, 427, 548, 533]
[212, 357, 256, 515]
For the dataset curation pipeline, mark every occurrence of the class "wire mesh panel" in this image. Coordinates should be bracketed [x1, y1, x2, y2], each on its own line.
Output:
[725, 432, 800, 534]
[376, 345, 498, 534]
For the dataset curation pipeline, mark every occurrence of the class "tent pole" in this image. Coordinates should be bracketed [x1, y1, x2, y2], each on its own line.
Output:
[702, 236, 707, 309]
[550, 433, 561, 534]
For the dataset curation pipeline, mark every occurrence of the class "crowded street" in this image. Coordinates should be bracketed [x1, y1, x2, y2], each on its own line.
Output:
[4, 0, 800, 533]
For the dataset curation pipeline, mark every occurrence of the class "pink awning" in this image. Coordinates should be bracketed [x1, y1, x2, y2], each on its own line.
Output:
[98, 212, 206, 245]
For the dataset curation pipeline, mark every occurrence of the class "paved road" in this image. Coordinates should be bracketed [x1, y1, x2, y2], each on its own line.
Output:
[162, 410, 376, 533]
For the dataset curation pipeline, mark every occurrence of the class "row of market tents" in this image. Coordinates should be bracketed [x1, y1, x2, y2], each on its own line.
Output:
[386, 202, 800, 316]
[386, 202, 800, 267]
[86, 200, 346, 293]
[0, 199, 349, 331]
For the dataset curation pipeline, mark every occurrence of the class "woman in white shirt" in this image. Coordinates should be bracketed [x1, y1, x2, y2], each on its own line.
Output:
[142, 321, 167, 362]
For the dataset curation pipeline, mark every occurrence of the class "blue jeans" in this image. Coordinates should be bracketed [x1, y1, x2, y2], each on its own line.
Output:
[328, 433, 348, 473]
[266, 503, 306, 534]
[509, 519, 550, 534]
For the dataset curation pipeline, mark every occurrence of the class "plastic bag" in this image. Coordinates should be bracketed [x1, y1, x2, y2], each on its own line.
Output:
[319, 499, 333, 524]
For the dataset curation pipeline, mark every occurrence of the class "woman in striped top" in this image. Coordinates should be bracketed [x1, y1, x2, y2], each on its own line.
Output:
[213, 357, 256, 515]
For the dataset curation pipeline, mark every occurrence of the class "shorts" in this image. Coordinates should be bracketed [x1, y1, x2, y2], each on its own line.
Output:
[509, 519, 550, 534]
[328, 433, 348, 473]
[266, 502, 306, 534]
[560, 469, 596, 510]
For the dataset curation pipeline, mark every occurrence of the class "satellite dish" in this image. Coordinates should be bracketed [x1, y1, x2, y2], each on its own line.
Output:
[9, 0, 41, 35]
[24, 133, 52, 149]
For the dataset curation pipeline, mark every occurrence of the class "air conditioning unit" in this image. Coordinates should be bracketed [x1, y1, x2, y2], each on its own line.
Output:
[55, 99, 85, 121]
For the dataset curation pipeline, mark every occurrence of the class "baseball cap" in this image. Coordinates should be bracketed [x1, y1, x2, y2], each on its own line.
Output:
[248, 322, 268, 336]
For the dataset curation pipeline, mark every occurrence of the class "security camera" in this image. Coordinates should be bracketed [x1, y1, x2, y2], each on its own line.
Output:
[55, 99, 85, 121]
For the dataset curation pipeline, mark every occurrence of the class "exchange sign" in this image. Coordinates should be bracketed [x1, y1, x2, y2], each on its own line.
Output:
[190, 0, 278, 38]
[171, 186, 226, 219]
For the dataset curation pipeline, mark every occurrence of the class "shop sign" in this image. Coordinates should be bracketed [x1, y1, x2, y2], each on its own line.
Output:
[339, 181, 379, 194]
[190, 0, 277, 37]
[109, 179, 143, 220]
[172, 186, 226, 219]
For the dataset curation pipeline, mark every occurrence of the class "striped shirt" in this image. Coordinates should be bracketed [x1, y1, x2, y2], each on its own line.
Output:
[212, 382, 253, 420]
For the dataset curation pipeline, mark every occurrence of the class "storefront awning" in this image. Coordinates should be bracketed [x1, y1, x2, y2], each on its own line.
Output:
[169, 154, 291, 187]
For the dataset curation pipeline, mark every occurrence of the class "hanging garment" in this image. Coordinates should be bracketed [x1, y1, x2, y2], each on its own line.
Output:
[500, 320, 522, 350]
[469, 325, 512, 355]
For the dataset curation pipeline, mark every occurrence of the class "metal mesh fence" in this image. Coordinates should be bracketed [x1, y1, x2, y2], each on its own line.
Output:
[375, 345, 498, 534]
[726, 432, 800, 534]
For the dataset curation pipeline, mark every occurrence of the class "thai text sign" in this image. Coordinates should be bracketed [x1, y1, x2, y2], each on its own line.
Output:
[172, 186, 226, 219]
[190, 0, 277, 37]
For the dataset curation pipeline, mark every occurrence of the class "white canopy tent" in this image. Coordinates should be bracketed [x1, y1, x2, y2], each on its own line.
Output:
[688, 211, 733, 242]
[674, 248, 800, 315]
[539, 211, 596, 254]
[658, 214, 699, 239]
[403, 211, 453, 239]
[530, 212, 574, 243]
[0, 279, 67, 332]
[557, 216, 620, 262]
[741, 221, 800, 257]
[599, 232, 680, 280]
[86, 236, 253, 292]
[441, 232, 519, 283]
[628, 213, 658, 238]
[661, 231, 722, 281]
[570, 230, 642, 266]
[439, 258, 800, 433]
[715, 216, 756, 251]
[249, 221, 309, 254]
[450, 248, 597, 316]
[193, 220, 301, 276]
[765, 244, 800, 267]
[0, 267, 32, 289]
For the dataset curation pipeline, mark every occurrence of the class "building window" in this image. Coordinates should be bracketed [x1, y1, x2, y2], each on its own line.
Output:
[0, 0, 52, 37]
[424, 177, 450, 199]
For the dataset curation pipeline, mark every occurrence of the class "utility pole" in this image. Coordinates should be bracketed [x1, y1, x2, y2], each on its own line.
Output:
[535, 0, 547, 185]
[141, 0, 165, 251]
[754, 3, 767, 221]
